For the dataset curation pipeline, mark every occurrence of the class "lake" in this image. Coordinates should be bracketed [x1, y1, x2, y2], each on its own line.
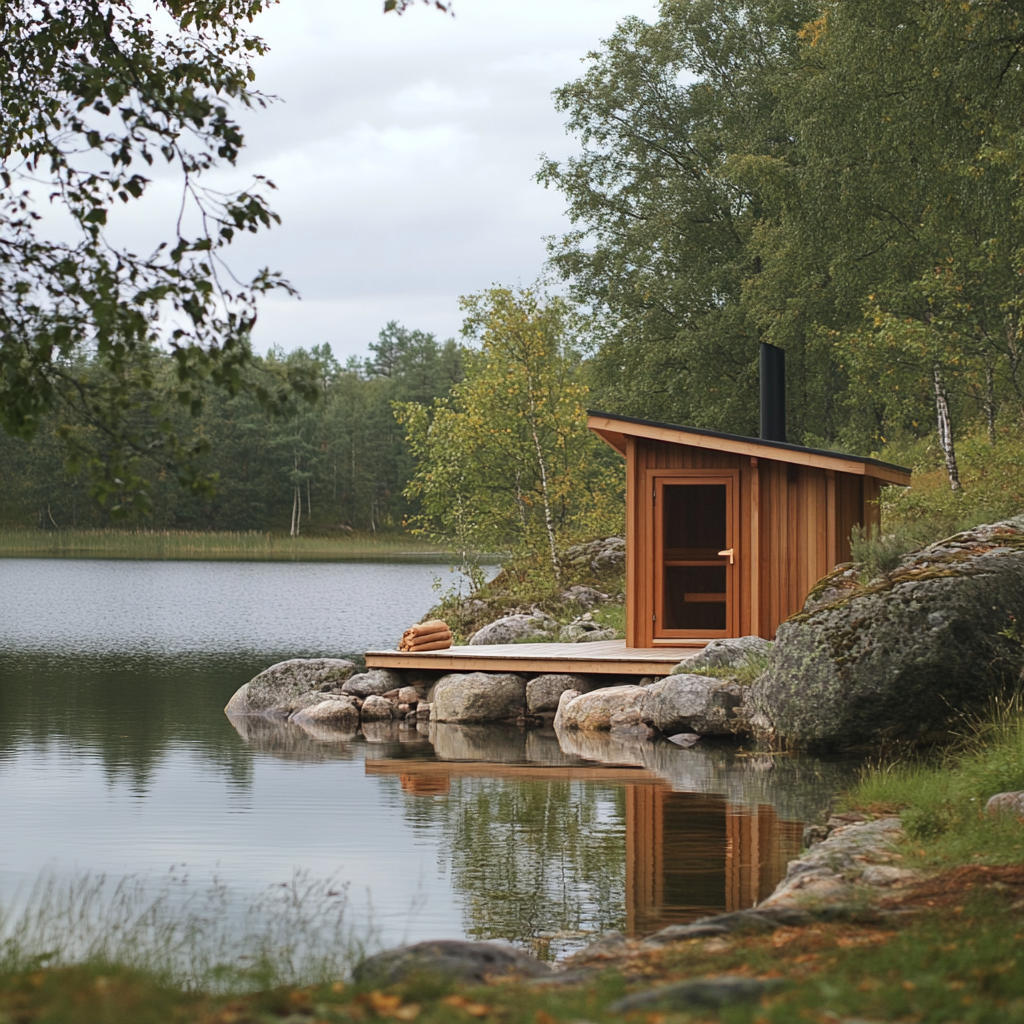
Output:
[0, 558, 856, 970]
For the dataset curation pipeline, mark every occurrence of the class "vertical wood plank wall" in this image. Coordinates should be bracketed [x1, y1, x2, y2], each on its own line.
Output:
[627, 438, 876, 644]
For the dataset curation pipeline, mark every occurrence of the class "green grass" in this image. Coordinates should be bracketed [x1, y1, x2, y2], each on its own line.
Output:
[842, 697, 1024, 868]
[676, 652, 771, 686]
[0, 529, 464, 563]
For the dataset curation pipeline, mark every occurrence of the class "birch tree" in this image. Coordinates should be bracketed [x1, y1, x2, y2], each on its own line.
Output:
[397, 286, 624, 589]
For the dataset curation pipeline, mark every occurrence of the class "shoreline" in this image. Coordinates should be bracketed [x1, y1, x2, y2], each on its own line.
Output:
[0, 528, 500, 564]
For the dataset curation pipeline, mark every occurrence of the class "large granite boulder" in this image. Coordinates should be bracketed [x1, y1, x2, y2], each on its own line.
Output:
[557, 685, 649, 730]
[674, 636, 771, 673]
[224, 658, 356, 716]
[430, 672, 527, 722]
[747, 517, 1024, 749]
[342, 668, 403, 698]
[354, 939, 551, 985]
[643, 675, 744, 735]
[468, 612, 557, 645]
[525, 673, 597, 713]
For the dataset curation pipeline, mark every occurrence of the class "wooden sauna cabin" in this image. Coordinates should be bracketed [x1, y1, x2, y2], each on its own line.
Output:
[588, 406, 911, 645]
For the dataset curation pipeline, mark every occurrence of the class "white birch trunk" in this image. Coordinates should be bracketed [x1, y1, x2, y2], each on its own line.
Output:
[933, 365, 962, 492]
[524, 369, 560, 583]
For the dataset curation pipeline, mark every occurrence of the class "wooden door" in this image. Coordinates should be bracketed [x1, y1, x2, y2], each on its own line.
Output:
[652, 473, 739, 640]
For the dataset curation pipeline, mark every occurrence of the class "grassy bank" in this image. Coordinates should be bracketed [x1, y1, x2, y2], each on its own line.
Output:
[842, 697, 1024, 869]
[2, 896, 1020, 1023]
[0, 529, 475, 563]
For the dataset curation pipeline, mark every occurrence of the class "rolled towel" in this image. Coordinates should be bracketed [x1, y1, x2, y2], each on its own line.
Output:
[406, 638, 452, 652]
[400, 630, 453, 652]
[407, 628, 451, 647]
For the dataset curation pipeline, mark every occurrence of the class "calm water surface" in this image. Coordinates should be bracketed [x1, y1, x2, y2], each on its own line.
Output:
[0, 558, 855, 962]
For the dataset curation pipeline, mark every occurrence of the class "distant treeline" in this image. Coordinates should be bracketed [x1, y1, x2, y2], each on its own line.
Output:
[0, 324, 463, 534]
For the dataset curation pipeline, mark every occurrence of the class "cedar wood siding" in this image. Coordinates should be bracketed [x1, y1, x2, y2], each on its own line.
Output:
[626, 437, 879, 645]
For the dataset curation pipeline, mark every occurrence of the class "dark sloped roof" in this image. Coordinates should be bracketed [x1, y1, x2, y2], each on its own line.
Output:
[587, 410, 912, 484]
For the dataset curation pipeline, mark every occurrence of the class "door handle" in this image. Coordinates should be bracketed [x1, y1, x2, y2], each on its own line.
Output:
[718, 548, 735, 564]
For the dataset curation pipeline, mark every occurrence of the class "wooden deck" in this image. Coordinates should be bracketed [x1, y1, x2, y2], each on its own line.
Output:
[363, 639, 704, 676]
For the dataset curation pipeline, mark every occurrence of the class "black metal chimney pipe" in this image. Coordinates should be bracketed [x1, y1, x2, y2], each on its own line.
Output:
[759, 342, 786, 443]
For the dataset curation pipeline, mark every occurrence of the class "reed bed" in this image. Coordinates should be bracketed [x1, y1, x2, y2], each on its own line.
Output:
[0, 529, 464, 563]
[0, 869, 372, 992]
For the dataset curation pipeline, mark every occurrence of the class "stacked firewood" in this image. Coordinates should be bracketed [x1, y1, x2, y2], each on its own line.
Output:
[398, 619, 453, 652]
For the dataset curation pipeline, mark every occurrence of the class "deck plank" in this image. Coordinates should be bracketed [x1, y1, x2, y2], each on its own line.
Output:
[364, 639, 704, 675]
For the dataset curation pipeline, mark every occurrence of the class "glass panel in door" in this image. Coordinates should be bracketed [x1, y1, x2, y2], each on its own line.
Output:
[661, 483, 729, 633]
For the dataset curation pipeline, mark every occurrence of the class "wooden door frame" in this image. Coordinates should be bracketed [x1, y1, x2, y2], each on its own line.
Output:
[645, 469, 741, 644]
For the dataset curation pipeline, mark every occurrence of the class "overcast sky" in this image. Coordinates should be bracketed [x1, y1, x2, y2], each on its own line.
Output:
[191, 0, 661, 359]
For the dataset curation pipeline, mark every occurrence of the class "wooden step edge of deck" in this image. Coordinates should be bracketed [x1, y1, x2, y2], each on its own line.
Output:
[363, 646, 701, 676]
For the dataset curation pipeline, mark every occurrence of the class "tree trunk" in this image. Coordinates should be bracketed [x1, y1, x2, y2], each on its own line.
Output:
[933, 365, 962, 492]
[296, 485, 302, 536]
[290, 487, 298, 537]
[986, 364, 996, 445]
[523, 371, 561, 583]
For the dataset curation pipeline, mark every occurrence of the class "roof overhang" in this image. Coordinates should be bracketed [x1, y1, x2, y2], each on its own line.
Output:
[588, 411, 912, 486]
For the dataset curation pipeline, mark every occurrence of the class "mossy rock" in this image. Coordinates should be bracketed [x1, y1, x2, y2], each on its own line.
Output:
[747, 516, 1024, 750]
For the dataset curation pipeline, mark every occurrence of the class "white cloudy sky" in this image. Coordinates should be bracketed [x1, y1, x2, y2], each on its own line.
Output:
[185, 0, 661, 359]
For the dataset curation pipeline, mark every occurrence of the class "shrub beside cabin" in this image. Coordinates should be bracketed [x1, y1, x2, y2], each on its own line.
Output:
[588, 345, 912, 646]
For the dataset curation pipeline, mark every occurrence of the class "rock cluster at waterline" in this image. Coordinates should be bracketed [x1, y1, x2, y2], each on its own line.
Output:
[224, 660, 436, 737]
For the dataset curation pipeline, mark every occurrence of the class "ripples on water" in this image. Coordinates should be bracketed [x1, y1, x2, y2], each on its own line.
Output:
[0, 558, 856, 968]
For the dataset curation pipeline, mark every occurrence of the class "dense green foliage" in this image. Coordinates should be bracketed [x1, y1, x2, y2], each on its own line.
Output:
[0, 324, 463, 533]
[541, 0, 1024, 489]
[0, 1, 314, 514]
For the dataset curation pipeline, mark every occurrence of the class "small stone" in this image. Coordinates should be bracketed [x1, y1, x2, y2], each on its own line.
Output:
[416, 702, 432, 719]
[431, 672, 527, 723]
[353, 940, 552, 985]
[558, 685, 648, 731]
[985, 790, 1024, 817]
[643, 675, 743, 735]
[360, 694, 395, 722]
[289, 696, 360, 730]
[343, 669, 404, 698]
[397, 686, 422, 705]
[468, 613, 557, 645]
[526, 674, 597, 713]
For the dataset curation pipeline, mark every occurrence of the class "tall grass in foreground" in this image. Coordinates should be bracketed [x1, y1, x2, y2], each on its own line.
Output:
[844, 695, 1024, 866]
[0, 529, 461, 562]
[0, 870, 374, 992]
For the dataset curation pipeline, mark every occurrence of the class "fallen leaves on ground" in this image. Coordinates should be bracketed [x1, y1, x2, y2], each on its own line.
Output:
[442, 993, 492, 1017]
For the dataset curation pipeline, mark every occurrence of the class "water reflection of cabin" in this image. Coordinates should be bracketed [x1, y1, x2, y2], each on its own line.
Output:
[366, 759, 804, 932]
[589, 409, 911, 643]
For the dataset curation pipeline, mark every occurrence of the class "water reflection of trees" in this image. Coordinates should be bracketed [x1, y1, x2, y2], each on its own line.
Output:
[402, 776, 626, 960]
[0, 652, 271, 793]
